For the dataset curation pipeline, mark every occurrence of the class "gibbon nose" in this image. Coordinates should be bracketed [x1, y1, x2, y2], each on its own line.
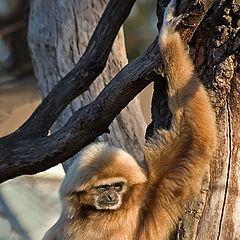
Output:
[106, 191, 117, 202]
[107, 194, 113, 201]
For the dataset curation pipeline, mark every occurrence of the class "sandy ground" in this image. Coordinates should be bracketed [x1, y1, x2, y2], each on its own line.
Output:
[0, 78, 41, 137]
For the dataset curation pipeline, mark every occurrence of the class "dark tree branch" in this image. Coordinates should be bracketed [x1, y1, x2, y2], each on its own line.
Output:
[0, 0, 214, 183]
[18, 0, 136, 137]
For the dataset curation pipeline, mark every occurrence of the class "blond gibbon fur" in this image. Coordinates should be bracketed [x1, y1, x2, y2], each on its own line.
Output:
[43, 0, 217, 239]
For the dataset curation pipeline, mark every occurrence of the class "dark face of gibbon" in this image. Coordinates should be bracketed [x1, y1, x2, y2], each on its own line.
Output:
[93, 181, 126, 210]
[77, 178, 128, 210]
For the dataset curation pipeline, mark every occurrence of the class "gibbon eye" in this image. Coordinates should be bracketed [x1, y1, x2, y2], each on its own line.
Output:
[113, 182, 123, 192]
[96, 185, 110, 192]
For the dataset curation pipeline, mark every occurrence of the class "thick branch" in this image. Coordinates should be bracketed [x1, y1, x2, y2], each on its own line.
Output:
[18, 0, 136, 136]
[0, 0, 214, 183]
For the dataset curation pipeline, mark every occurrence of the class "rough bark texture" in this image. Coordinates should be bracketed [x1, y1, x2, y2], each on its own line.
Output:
[152, 0, 240, 239]
[190, 1, 240, 238]
[27, 0, 146, 170]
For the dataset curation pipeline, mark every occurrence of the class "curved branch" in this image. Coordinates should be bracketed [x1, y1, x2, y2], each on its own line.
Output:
[0, 0, 214, 183]
[19, 0, 136, 136]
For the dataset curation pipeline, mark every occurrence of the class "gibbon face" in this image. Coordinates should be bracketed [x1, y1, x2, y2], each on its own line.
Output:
[89, 177, 128, 210]
[68, 177, 128, 210]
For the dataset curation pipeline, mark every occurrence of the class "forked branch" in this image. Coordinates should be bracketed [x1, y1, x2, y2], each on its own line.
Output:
[0, 0, 214, 183]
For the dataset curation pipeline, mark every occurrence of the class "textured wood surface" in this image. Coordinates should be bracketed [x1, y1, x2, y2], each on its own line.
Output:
[193, 1, 240, 237]
[27, 0, 146, 170]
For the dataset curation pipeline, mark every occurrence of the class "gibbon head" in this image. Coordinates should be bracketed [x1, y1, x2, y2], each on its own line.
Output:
[60, 142, 147, 211]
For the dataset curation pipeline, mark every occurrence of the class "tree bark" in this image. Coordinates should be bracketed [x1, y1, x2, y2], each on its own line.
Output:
[189, 1, 240, 238]
[153, 0, 240, 239]
[27, 0, 146, 170]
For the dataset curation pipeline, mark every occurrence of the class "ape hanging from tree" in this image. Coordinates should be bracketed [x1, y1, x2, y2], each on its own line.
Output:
[43, 1, 216, 239]
[0, 0, 239, 238]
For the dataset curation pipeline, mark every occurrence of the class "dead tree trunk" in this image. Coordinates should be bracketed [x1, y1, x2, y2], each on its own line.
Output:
[153, 0, 240, 239]
[27, 0, 146, 170]
[188, 1, 240, 238]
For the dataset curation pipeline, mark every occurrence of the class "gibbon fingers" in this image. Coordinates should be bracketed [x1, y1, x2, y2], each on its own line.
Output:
[43, 0, 217, 239]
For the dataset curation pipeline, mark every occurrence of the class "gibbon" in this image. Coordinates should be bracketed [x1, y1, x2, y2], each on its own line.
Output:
[43, 0, 217, 239]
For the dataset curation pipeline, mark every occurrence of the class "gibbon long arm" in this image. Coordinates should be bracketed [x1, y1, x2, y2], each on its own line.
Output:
[140, 1, 217, 239]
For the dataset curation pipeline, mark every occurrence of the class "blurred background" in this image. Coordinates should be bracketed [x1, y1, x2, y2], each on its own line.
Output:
[0, 0, 157, 239]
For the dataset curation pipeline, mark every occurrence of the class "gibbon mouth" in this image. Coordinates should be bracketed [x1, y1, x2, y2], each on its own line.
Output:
[99, 201, 117, 205]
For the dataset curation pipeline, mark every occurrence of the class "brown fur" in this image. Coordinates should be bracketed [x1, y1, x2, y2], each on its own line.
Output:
[43, 1, 217, 239]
